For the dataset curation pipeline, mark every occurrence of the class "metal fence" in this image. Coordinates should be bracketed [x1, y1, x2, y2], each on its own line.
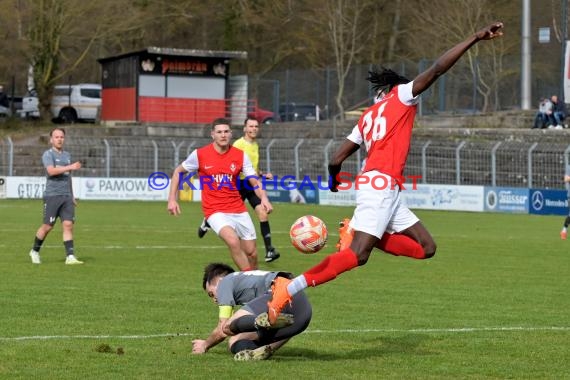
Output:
[249, 58, 556, 120]
[1, 136, 569, 190]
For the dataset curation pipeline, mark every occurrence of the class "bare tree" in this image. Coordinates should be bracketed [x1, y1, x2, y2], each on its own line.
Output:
[406, 0, 515, 112]
[20, 0, 143, 121]
[0, 0, 30, 96]
[385, 0, 402, 63]
[301, 0, 371, 120]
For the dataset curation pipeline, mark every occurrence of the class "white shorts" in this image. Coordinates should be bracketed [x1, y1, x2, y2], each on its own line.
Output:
[350, 171, 419, 238]
[207, 212, 257, 240]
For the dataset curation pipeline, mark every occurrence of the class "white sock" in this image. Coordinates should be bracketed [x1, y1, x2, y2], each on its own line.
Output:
[287, 276, 307, 297]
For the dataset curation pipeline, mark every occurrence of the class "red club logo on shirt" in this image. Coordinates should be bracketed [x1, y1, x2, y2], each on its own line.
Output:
[230, 162, 237, 172]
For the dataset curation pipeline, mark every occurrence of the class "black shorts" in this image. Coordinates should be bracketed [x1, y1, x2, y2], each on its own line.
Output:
[43, 195, 75, 225]
[239, 179, 262, 209]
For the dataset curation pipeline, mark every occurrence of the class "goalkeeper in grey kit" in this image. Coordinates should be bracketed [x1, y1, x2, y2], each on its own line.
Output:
[194, 263, 312, 361]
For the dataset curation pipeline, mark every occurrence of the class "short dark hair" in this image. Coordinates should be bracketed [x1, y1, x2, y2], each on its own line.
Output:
[367, 66, 411, 96]
[243, 117, 258, 126]
[50, 127, 66, 136]
[202, 263, 235, 290]
[211, 118, 231, 130]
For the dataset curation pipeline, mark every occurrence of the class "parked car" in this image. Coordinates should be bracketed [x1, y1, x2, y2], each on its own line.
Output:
[248, 105, 276, 124]
[51, 83, 101, 123]
[279, 102, 323, 122]
[0, 92, 15, 118]
[18, 91, 40, 119]
[0, 105, 10, 118]
[17, 83, 101, 123]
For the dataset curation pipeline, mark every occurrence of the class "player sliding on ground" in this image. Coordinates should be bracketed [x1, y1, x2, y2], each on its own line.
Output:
[266, 22, 504, 325]
[194, 263, 312, 361]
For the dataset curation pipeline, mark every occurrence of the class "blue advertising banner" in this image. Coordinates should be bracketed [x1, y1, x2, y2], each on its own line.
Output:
[528, 189, 568, 215]
[484, 187, 529, 213]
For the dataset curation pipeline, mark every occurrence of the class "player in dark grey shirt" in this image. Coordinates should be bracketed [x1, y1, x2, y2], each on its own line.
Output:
[561, 164, 570, 240]
[28, 128, 83, 265]
[192, 263, 312, 361]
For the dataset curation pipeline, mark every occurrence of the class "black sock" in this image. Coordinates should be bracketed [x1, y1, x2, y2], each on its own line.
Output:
[229, 315, 257, 334]
[32, 236, 44, 252]
[565, 216, 570, 228]
[64, 240, 74, 256]
[260, 221, 272, 252]
[230, 339, 260, 354]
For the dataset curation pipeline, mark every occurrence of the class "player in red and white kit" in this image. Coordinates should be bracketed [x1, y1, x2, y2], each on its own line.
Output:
[266, 22, 504, 325]
[168, 118, 272, 271]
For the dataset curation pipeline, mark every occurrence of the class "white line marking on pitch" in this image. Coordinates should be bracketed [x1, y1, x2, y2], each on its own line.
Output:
[1, 326, 569, 341]
[305, 326, 570, 333]
[0, 244, 225, 250]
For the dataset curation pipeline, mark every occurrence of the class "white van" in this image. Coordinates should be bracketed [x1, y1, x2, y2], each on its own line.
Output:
[51, 83, 101, 123]
[18, 83, 101, 123]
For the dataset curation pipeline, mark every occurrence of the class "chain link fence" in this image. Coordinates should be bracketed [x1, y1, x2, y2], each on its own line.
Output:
[250, 57, 535, 120]
[1, 136, 569, 190]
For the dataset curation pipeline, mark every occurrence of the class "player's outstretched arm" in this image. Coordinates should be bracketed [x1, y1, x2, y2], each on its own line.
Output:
[412, 22, 503, 97]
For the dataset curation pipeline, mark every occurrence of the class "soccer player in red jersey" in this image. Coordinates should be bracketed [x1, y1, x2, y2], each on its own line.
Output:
[266, 22, 504, 325]
[167, 118, 273, 271]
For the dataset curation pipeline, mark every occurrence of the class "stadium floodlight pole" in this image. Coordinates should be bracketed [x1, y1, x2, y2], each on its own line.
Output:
[7, 137, 13, 176]
[521, 0, 532, 110]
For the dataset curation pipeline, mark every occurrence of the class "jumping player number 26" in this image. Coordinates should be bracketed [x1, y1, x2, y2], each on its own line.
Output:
[362, 102, 387, 151]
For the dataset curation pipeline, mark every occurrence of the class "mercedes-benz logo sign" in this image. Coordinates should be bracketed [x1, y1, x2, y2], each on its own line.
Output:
[486, 190, 497, 209]
[531, 191, 544, 210]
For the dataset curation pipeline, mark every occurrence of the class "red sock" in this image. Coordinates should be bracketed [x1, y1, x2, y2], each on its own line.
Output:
[303, 249, 359, 287]
[376, 233, 426, 259]
[242, 266, 255, 271]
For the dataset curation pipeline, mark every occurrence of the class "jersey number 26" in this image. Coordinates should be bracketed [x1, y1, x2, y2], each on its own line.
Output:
[362, 102, 387, 151]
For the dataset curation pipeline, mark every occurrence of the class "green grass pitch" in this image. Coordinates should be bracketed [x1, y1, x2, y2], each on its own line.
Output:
[0, 199, 569, 379]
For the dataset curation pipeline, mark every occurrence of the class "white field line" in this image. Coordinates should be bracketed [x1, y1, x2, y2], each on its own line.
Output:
[1, 326, 569, 342]
[0, 244, 225, 250]
[0, 227, 298, 234]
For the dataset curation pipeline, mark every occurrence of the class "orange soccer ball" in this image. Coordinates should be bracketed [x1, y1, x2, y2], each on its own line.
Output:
[289, 215, 328, 254]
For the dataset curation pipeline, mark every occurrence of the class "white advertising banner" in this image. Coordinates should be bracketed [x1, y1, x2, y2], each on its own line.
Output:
[401, 184, 484, 212]
[318, 188, 356, 206]
[318, 184, 483, 211]
[6, 176, 46, 198]
[4, 177, 168, 201]
[78, 177, 168, 201]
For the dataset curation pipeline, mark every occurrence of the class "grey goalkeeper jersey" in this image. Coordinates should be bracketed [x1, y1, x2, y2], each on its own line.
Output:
[42, 148, 72, 197]
[216, 271, 280, 307]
